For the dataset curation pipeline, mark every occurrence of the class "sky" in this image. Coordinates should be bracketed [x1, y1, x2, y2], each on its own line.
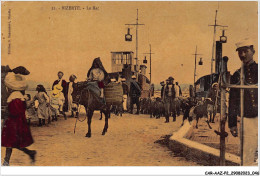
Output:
[1, 1, 258, 85]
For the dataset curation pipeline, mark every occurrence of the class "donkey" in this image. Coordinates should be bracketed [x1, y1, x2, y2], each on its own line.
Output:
[193, 98, 213, 129]
[72, 81, 110, 138]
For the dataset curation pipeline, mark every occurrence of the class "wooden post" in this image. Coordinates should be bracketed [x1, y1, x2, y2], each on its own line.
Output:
[240, 62, 244, 166]
[219, 54, 227, 166]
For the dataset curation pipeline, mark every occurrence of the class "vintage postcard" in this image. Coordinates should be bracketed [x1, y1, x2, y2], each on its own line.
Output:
[0, 0, 259, 175]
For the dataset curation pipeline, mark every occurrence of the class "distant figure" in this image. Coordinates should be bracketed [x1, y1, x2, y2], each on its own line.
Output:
[189, 85, 195, 98]
[24, 94, 37, 126]
[160, 81, 165, 98]
[175, 82, 182, 97]
[162, 77, 176, 122]
[129, 75, 142, 114]
[150, 84, 154, 97]
[52, 71, 68, 113]
[87, 57, 108, 98]
[33, 85, 50, 126]
[67, 74, 77, 118]
[228, 38, 258, 166]
[2, 73, 36, 166]
[121, 78, 128, 112]
[50, 85, 66, 120]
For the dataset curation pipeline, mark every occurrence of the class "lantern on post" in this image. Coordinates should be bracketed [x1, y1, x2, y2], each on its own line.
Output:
[125, 28, 132, 41]
[143, 56, 147, 64]
[199, 57, 203, 65]
[220, 29, 227, 43]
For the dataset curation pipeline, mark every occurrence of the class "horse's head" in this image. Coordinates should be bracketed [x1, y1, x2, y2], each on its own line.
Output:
[72, 81, 87, 104]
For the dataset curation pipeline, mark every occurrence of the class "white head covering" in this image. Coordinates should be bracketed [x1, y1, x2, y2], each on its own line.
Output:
[4, 73, 28, 91]
[235, 38, 254, 50]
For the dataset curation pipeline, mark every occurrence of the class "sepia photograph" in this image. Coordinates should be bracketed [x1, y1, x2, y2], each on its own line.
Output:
[0, 0, 259, 175]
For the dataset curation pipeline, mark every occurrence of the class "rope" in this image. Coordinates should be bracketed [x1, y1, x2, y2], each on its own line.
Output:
[74, 88, 87, 122]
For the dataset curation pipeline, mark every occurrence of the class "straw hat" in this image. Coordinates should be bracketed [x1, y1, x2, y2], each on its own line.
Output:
[121, 78, 126, 82]
[4, 73, 28, 91]
[131, 75, 136, 79]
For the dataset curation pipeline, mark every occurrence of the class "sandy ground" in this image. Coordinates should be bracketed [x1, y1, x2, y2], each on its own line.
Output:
[1, 112, 198, 166]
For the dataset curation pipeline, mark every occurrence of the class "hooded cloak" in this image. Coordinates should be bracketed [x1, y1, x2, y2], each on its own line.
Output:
[87, 57, 108, 79]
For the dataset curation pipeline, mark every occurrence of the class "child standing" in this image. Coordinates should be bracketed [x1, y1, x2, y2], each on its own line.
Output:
[33, 85, 50, 126]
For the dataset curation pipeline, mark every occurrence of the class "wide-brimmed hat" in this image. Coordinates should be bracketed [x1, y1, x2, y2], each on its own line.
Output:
[4, 73, 28, 91]
[12, 66, 30, 75]
[121, 78, 126, 82]
[132, 75, 136, 79]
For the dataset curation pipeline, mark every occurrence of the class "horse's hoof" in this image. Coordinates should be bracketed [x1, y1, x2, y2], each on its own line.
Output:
[99, 118, 102, 120]
[102, 132, 106, 135]
[196, 126, 198, 129]
[85, 133, 91, 138]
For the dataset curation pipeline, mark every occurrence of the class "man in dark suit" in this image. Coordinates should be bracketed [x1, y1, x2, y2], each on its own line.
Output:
[162, 77, 176, 123]
[52, 71, 68, 113]
[228, 38, 258, 166]
[129, 75, 142, 115]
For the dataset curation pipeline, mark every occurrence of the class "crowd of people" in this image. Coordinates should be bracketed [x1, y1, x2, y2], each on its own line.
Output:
[1, 39, 258, 166]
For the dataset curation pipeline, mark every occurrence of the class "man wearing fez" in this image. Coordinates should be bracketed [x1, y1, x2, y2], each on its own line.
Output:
[52, 71, 68, 113]
[162, 77, 176, 123]
[228, 38, 258, 166]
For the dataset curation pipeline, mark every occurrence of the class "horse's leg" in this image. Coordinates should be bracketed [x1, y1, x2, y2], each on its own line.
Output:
[206, 114, 212, 129]
[209, 112, 212, 123]
[212, 108, 216, 123]
[102, 109, 109, 135]
[181, 115, 185, 127]
[99, 111, 103, 120]
[120, 105, 123, 117]
[85, 110, 93, 138]
[204, 111, 212, 129]
[196, 115, 199, 129]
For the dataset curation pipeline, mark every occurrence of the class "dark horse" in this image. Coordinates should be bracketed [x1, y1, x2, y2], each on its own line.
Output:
[72, 81, 110, 138]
